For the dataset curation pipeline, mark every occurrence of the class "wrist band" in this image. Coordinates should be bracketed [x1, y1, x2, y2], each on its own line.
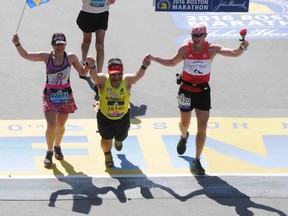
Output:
[90, 65, 96, 69]
[15, 43, 21, 47]
[141, 65, 147, 70]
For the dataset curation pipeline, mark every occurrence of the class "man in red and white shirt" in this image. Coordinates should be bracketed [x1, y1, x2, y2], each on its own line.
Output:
[149, 23, 249, 175]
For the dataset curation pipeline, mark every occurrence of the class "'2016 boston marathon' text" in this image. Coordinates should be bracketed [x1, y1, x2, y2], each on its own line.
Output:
[155, 0, 249, 12]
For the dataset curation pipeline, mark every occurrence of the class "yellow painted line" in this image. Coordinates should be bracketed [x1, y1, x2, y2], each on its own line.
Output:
[0, 118, 288, 177]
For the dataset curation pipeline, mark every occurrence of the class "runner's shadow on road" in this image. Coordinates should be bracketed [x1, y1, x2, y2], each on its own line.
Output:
[81, 76, 99, 100]
[129, 103, 147, 124]
[180, 156, 287, 216]
[48, 160, 115, 215]
[83, 76, 95, 90]
[129, 103, 147, 118]
[106, 154, 186, 202]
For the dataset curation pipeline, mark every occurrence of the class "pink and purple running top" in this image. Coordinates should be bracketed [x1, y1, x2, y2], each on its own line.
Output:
[42, 52, 77, 114]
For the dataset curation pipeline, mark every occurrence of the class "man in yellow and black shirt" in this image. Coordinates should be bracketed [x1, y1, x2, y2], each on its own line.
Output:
[89, 55, 151, 168]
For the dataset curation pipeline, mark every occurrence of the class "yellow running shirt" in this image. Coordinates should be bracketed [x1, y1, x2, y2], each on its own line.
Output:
[99, 75, 130, 120]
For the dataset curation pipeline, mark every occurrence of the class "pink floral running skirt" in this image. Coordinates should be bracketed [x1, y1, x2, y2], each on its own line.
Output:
[42, 90, 77, 114]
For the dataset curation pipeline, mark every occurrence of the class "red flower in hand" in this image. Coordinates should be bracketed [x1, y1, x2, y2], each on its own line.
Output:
[239, 29, 247, 41]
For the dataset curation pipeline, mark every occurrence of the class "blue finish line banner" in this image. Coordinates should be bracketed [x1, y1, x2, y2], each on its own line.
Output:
[155, 0, 249, 12]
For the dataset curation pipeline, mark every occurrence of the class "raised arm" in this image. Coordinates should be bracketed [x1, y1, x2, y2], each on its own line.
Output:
[148, 45, 186, 67]
[87, 56, 106, 88]
[125, 54, 151, 86]
[210, 40, 249, 59]
[68, 53, 89, 77]
[12, 34, 48, 62]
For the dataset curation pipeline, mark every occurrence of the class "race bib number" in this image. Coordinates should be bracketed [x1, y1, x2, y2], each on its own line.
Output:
[50, 91, 69, 104]
[177, 93, 191, 110]
[107, 105, 125, 118]
[90, 0, 105, 7]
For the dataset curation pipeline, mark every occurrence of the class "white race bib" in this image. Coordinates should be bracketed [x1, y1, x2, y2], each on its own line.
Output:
[177, 94, 191, 110]
[50, 91, 69, 104]
[90, 0, 105, 7]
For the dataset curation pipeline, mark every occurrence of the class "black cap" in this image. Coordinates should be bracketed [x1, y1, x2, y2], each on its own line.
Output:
[51, 33, 66, 45]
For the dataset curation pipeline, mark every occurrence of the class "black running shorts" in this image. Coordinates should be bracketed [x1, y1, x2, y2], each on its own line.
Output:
[177, 87, 211, 112]
[76, 10, 109, 33]
[97, 110, 130, 141]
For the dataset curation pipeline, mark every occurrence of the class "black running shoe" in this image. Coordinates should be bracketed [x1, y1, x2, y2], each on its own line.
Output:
[114, 140, 123, 151]
[44, 151, 53, 167]
[54, 146, 64, 160]
[191, 159, 205, 175]
[105, 152, 114, 168]
[177, 132, 189, 155]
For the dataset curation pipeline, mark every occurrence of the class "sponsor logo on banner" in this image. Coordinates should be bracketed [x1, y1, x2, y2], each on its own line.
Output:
[172, 0, 288, 43]
[156, 0, 249, 12]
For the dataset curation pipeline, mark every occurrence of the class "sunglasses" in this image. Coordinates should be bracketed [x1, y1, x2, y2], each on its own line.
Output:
[111, 73, 123, 76]
[191, 33, 206, 38]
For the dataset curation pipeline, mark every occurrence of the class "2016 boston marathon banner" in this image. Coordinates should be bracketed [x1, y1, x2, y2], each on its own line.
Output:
[170, 0, 288, 43]
[155, 0, 249, 12]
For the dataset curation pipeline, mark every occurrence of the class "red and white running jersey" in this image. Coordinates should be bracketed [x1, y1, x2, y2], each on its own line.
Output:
[181, 40, 211, 92]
